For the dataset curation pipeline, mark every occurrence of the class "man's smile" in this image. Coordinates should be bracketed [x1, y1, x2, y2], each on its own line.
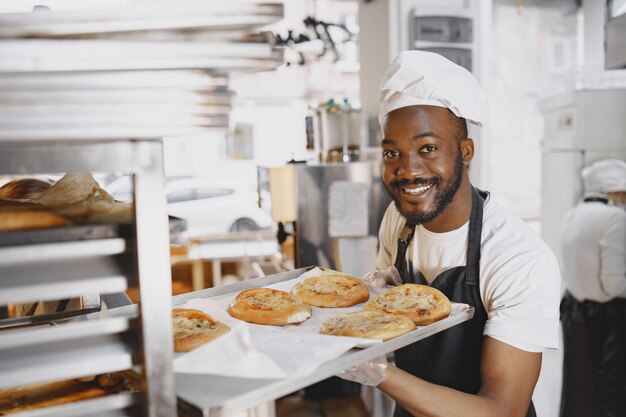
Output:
[400, 183, 433, 196]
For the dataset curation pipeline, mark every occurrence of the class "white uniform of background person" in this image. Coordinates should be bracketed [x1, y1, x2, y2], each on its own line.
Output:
[376, 196, 561, 353]
[561, 160, 626, 302]
[559, 159, 626, 417]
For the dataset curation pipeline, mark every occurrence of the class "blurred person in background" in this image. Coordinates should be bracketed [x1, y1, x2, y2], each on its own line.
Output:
[559, 159, 626, 417]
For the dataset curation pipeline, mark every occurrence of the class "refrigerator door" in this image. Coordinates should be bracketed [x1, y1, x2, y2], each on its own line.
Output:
[295, 162, 391, 277]
[540, 149, 584, 262]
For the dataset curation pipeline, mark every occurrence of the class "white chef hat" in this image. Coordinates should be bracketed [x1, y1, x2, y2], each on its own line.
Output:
[379, 51, 487, 127]
[582, 159, 626, 195]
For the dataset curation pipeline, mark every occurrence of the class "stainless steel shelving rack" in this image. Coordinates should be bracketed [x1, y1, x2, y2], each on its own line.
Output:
[0, 140, 176, 417]
[0, 2, 283, 416]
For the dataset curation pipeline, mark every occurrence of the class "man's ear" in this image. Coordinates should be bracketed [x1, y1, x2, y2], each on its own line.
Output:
[461, 138, 474, 166]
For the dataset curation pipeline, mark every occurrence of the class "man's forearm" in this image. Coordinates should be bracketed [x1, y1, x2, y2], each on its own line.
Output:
[377, 365, 506, 417]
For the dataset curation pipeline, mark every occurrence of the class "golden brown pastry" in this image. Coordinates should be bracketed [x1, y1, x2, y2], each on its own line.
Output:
[364, 284, 451, 326]
[0, 178, 52, 201]
[320, 310, 416, 341]
[0, 210, 68, 232]
[228, 288, 312, 326]
[34, 173, 133, 224]
[291, 274, 370, 308]
[172, 308, 230, 352]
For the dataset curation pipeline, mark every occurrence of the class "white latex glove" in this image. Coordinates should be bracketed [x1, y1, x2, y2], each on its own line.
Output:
[363, 266, 402, 289]
[336, 356, 388, 386]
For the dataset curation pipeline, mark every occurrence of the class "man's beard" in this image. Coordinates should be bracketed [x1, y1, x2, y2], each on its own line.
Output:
[385, 150, 465, 225]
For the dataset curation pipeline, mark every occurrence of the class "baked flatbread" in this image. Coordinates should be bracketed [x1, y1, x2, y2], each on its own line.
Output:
[0, 371, 141, 414]
[34, 173, 113, 206]
[320, 310, 416, 341]
[227, 288, 312, 326]
[0, 199, 47, 210]
[364, 284, 451, 325]
[0, 387, 108, 414]
[50, 200, 133, 224]
[172, 308, 230, 352]
[291, 274, 370, 308]
[0, 210, 68, 232]
[34, 173, 133, 224]
[0, 178, 52, 201]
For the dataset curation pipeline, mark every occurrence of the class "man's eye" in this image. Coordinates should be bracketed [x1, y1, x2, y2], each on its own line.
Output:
[383, 150, 399, 159]
[420, 145, 437, 153]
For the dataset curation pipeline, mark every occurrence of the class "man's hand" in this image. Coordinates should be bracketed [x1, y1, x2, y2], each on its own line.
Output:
[377, 337, 542, 417]
[364, 266, 402, 288]
[336, 356, 388, 386]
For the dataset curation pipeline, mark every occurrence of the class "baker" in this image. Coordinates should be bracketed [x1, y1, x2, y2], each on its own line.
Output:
[341, 51, 561, 417]
[559, 159, 626, 417]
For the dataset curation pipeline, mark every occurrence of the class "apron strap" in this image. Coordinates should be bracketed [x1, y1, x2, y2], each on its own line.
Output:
[464, 188, 486, 286]
[583, 197, 608, 204]
[394, 223, 416, 283]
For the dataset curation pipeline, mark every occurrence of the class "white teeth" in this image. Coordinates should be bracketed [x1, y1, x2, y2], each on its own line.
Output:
[402, 184, 432, 195]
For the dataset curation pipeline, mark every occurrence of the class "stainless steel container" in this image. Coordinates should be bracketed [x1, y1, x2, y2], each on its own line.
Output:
[314, 101, 363, 163]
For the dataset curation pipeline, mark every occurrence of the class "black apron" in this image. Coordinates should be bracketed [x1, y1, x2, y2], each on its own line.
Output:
[560, 198, 626, 417]
[392, 187, 536, 417]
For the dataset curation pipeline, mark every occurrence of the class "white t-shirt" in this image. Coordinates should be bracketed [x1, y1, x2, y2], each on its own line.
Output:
[560, 201, 626, 303]
[376, 195, 561, 353]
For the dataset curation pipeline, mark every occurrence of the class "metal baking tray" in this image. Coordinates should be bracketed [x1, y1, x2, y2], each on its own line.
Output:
[0, 316, 130, 350]
[0, 70, 228, 91]
[0, 317, 136, 389]
[0, 2, 283, 38]
[0, 125, 231, 142]
[0, 224, 125, 247]
[0, 392, 142, 417]
[0, 89, 234, 105]
[0, 256, 128, 306]
[0, 333, 134, 390]
[0, 374, 142, 417]
[170, 267, 475, 417]
[0, 125, 227, 142]
[0, 40, 283, 74]
[0, 216, 185, 247]
[0, 238, 125, 266]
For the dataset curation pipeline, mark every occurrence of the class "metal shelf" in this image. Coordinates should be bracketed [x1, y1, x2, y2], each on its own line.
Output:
[0, 2, 283, 38]
[0, 334, 134, 389]
[0, 256, 127, 305]
[0, 124, 227, 142]
[0, 40, 282, 73]
[0, 238, 126, 266]
[0, 1, 284, 414]
[0, 316, 130, 350]
[2, 391, 141, 417]
[0, 70, 229, 91]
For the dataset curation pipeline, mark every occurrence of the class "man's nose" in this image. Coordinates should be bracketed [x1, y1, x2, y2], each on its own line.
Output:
[396, 153, 426, 180]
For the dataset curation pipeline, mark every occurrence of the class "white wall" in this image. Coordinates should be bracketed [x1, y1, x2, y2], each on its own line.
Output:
[488, 1, 577, 222]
